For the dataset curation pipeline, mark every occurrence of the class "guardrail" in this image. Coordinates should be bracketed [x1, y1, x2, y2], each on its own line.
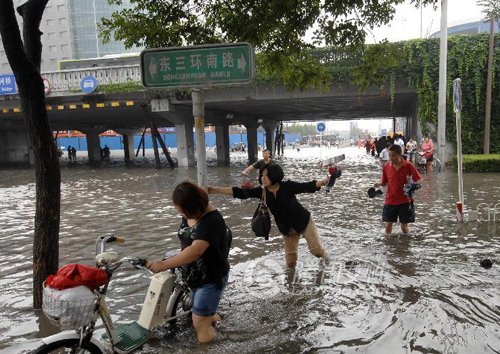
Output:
[41, 65, 141, 94]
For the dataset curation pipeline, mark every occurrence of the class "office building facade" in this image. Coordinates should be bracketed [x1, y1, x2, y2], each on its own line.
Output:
[0, 0, 138, 73]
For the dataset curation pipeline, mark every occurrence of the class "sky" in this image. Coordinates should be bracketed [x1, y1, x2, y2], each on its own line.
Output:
[366, 0, 485, 43]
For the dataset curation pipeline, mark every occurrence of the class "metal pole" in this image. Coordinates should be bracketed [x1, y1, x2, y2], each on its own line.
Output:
[484, 15, 494, 154]
[437, 0, 448, 164]
[92, 0, 100, 57]
[420, 2, 423, 38]
[192, 90, 207, 188]
[455, 110, 464, 221]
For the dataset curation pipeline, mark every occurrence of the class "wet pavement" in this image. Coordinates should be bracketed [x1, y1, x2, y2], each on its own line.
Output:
[0, 146, 499, 353]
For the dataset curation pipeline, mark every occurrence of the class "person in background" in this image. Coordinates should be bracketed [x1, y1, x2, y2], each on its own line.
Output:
[379, 142, 391, 164]
[241, 149, 274, 184]
[71, 146, 77, 162]
[394, 134, 405, 150]
[375, 144, 422, 234]
[67, 145, 72, 161]
[103, 145, 110, 159]
[419, 136, 434, 173]
[209, 163, 331, 268]
[147, 181, 231, 344]
[405, 137, 418, 164]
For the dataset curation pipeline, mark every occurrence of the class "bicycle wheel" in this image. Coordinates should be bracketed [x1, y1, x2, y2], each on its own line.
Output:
[169, 289, 192, 326]
[32, 338, 103, 354]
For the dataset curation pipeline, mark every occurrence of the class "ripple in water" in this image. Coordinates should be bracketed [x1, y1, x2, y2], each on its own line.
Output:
[0, 146, 499, 353]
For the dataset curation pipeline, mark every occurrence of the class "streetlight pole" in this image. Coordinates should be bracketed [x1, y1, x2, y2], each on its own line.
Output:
[437, 0, 448, 163]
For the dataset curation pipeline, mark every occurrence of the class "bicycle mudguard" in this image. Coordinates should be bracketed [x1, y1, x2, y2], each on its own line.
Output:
[39, 331, 109, 353]
[165, 286, 186, 319]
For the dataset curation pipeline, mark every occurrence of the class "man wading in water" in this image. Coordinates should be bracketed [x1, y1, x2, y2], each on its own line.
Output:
[375, 144, 422, 235]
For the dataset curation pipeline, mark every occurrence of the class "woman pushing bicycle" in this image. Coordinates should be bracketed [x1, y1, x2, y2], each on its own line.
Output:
[208, 163, 331, 268]
[147, 181, 232, 344]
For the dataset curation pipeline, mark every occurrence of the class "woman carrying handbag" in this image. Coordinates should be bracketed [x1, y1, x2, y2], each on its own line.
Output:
[209, 164, 332, 268]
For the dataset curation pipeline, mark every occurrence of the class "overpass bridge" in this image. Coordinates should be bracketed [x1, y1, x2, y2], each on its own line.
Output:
[0, 65, 419, 166]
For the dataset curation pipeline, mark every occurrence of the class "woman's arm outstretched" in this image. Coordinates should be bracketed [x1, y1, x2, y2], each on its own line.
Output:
[207, 186, 234, 195]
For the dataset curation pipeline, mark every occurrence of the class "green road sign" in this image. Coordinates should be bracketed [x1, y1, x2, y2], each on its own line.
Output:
[140, 43, 255, 89]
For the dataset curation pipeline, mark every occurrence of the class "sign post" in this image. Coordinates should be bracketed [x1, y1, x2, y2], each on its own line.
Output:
[453, 78, 464, 222]
[140, 43, 255, 186]
[317, 122, 326, 163]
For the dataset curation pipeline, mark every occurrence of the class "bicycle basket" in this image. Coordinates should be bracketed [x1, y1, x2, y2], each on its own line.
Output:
[42, 283, 97, 329]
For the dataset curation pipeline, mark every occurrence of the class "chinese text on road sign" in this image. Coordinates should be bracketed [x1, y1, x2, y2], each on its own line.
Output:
[0, 74, 17, 95]
[141, 43, 255, 89]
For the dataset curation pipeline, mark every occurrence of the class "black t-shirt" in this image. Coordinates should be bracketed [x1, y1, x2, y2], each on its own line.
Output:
[252, 159, 275, 185]
[178, 210, 231, 287]
[232, 180, 320, 235]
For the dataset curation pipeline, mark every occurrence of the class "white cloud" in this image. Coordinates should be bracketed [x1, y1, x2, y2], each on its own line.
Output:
[367, 0, 485, 43]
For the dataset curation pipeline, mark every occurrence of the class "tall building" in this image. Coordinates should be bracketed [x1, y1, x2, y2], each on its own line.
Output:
[0, 0, 139, 73]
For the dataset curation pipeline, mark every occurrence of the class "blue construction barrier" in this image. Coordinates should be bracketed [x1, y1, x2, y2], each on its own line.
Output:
[56, 132, 300, 151]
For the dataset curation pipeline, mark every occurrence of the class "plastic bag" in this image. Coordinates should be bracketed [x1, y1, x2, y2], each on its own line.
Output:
[43, 285, 96, 328]
[46, 263, 108, 291]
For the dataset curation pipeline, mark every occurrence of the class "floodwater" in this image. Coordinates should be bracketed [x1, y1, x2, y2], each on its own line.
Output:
[0, 147, 499, 354]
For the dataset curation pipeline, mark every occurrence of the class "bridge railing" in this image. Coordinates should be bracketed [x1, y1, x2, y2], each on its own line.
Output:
[42, 65, 141, 94]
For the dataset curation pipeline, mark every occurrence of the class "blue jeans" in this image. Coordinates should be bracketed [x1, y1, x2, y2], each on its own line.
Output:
[190, 274, 229, 317]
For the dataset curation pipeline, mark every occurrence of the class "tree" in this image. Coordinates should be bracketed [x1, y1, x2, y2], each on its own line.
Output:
[0, 0, 60, 309]
[100, 0, 437, 90]
[478, 0, 500, 154]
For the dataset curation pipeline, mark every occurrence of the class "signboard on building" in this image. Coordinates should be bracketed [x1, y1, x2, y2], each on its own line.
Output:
[140, 43, 255, 89]
[0, 74, 17, 95]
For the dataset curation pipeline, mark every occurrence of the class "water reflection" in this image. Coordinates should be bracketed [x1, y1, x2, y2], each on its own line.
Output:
[0, 147, 499, 353]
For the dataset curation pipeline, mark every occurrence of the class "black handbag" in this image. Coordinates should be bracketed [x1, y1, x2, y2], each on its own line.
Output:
[251, 188, 271, 240]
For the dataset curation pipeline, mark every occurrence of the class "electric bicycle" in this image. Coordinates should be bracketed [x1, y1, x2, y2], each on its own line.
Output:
[33, 234, 192, 354]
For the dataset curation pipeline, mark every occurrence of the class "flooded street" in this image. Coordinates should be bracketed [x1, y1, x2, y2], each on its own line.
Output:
[0, 146, 499, 353]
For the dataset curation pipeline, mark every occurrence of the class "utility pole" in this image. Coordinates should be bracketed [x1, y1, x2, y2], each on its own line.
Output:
[192, 90, 207, 188]
[484, 15, 494, 154]
[437, 0, 448, 163]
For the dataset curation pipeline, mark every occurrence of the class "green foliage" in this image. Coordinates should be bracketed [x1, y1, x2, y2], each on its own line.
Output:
[98, 1, 497, 153]
[351, 40, 401, 92]
[316, 34, 500, 154]
[450, 154, 500, 172]
[100, 0, 435, 91]
[255, 52, 331, 91]
[284, 123, 317, 137]
[477, 0, 500, 20]
[96, 82, 144, 94]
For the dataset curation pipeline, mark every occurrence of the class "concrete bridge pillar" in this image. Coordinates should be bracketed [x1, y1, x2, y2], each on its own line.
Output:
[261, 120, 278, 154]
[163, 113, 195, 167]
[0, 128, 33, 166]
[80, 128, 103, 163]
[405, 102, 421, 142]
[215, 123, 230, 166]
[115, 129, 140, 163]
[243, 121, 259, 164]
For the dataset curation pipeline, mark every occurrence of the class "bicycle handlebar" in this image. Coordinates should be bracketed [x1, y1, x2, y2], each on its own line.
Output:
[96, 234, 124, 255]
